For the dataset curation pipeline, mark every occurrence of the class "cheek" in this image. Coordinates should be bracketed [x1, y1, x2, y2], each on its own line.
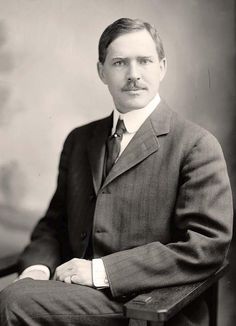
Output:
[145, 70, 161, 86]
[107, 74, 123, 90]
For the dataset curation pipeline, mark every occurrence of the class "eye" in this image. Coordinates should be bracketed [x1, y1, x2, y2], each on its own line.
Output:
[113, 60, 125, 66]
[139, 58, 152, 65]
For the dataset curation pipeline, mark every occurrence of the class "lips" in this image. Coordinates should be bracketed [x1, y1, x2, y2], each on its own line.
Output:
[125, 88, 143, 92]
[122, 86, 147, 92]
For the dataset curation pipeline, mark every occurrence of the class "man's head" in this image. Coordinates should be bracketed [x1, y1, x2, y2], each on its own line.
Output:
[98, 18, 165, 64]
[97, 18, 167, 113]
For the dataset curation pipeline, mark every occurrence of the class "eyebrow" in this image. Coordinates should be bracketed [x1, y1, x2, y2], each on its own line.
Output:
[111, 56, 155, 61]
[111, 57, 125, 61]
[137, 56, 155, 61]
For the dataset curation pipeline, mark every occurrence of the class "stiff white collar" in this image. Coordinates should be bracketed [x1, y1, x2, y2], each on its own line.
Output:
[112, 93, 161, 134]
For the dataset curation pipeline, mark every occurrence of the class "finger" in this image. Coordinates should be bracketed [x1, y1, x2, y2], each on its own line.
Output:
[71, 273, 92, 287]
[58, 269, 75, 280]
[55, 262, 73, 277]
[56, 258, 79, 273]
[64, 276, 72, 284]
[71, 275, 80, 285]
[56, 261, 73, 273]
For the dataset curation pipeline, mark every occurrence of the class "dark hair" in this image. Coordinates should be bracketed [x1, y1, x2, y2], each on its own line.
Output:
[98, 18, 165, 64]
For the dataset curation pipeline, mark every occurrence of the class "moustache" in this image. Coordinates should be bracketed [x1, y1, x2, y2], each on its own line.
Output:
[122, 81, 147, 92]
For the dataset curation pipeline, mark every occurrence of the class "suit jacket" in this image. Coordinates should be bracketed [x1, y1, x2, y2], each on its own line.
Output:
[19, 101, 233, 300]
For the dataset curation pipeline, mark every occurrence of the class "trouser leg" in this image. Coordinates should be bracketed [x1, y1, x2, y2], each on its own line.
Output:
[0, 278, 129, 326]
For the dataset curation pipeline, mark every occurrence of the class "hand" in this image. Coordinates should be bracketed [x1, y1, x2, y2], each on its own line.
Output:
[54, 258, 93, 287]
[17, 269, 49, 281]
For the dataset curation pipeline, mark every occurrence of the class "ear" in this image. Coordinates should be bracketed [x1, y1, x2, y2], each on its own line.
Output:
[159, 57, 167, 81]
[97, 62, 107, 84]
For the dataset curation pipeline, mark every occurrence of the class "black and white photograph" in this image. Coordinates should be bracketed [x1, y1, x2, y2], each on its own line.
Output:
[0, 1, 235, 325]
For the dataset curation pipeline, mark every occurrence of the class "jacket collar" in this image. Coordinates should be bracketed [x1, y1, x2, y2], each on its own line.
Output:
[87, 114, 112, 194]
[101, 100, 172, 189]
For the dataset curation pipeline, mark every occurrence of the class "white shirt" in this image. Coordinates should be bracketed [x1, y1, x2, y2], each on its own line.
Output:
[20, 93, 161, 287]
[112, 93, 161, 158]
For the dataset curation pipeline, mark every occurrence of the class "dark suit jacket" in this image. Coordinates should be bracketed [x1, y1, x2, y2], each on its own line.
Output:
[19, 101, 233, 301]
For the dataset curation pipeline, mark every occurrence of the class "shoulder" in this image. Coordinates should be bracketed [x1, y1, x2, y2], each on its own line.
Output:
[63, 114, 112, 148]
[160, 101, 225, 163]
[166, 104, 221, 148]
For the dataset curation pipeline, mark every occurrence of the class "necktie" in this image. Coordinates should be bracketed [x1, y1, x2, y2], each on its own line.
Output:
[106, 118, 126, 175]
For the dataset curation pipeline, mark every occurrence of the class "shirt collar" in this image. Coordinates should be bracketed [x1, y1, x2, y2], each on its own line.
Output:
[112, 93, 161, 134]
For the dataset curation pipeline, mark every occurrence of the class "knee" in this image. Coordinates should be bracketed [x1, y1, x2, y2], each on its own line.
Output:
[0, 279, 31, 321]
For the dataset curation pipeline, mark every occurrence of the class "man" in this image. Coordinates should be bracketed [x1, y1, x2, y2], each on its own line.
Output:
[0, 18, 233, 326]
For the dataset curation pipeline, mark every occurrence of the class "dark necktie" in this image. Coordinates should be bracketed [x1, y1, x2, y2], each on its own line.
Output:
[106, 118, 126, 175]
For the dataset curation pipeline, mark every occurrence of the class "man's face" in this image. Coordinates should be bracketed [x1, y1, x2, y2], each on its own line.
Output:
[98, 29, 167, 113]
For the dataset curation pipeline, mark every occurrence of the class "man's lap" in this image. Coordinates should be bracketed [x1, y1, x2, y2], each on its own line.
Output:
[0, 278, 209, 326]
[0, 278, 128, 326]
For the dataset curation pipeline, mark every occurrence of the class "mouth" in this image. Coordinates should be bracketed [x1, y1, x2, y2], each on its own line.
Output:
[123, 90, 146, 97]
[122, 87, 146, 93]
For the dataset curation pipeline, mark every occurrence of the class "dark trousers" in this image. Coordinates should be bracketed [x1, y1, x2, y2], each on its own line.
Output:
[0, 278, 128, 326]
[0, 278, 209, 326]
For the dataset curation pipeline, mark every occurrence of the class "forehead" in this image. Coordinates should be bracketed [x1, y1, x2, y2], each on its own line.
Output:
[106, 29, 158, 59]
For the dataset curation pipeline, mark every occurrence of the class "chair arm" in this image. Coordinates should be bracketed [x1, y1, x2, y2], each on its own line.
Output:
[0, 253, 20, 277]
[0, 254, 228, 324]
[124, 262, 229, 323]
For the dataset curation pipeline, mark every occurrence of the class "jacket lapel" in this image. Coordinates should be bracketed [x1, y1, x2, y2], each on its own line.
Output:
[102, 101, 172, 189]
[88, 114, 112, 194]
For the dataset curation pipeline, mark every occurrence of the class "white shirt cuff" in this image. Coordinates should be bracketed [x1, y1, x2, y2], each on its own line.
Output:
[92, 259, 109, 288]
[20, 265, 50, 280]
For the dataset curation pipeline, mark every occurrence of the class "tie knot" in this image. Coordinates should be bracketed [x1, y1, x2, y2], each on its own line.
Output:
[114, 119, 126, 138]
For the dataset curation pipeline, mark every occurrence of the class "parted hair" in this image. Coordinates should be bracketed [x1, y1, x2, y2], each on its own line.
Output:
[98, 18, 165, 64]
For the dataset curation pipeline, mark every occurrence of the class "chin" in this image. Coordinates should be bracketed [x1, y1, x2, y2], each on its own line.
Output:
[124, 99, 149, 111]
[115, 95, 152, 113]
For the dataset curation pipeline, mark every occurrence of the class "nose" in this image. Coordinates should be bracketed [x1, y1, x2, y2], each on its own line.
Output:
[127, 61, 140, 81]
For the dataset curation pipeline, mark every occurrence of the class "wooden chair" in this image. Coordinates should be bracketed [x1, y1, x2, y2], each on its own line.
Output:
[0, 253, 228, 326]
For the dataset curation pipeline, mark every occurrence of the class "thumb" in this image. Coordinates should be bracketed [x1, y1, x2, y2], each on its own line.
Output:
[71, 275, 80, 284]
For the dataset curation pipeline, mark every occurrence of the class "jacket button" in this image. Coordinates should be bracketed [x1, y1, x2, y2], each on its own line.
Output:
[80, 231, 87, 240]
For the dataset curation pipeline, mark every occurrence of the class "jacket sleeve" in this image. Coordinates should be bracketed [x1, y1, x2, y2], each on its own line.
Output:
[102, 133, 233, 298]
[18, 130, 75, 275]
